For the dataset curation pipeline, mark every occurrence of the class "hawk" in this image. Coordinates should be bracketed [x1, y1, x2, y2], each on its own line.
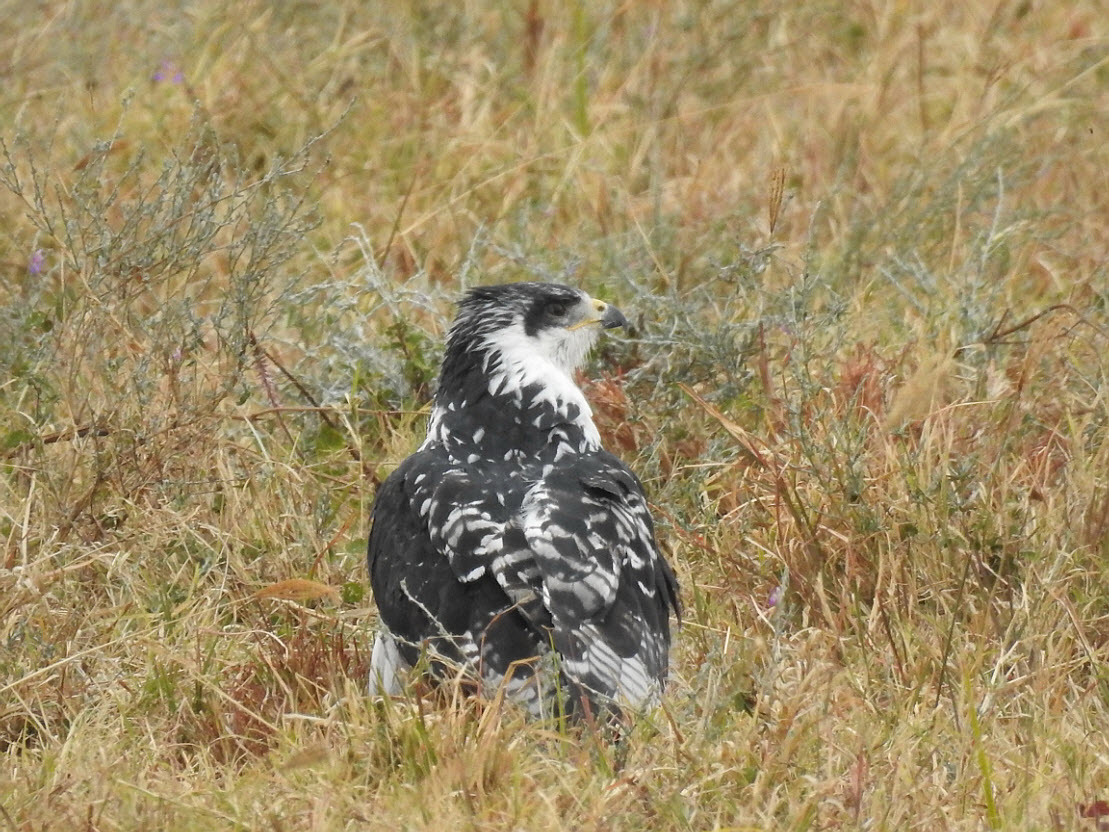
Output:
[367, 282, 680, 719]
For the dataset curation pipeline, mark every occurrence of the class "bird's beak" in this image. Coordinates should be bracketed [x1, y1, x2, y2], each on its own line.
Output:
[568, 297, 628, 331]
[600, 302, 628, 330]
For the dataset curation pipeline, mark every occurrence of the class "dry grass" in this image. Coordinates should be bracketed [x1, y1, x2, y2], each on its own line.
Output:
[2, 1, 1108, 829]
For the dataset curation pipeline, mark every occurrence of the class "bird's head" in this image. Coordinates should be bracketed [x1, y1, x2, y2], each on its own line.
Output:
[427, 283, 627, 451]
[452, 282, 627, 377]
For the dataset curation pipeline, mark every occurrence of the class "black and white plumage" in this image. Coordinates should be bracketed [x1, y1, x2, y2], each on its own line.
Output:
[366, 282, 680, 719]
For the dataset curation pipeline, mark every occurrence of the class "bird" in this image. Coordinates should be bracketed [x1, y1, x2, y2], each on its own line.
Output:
[366, 281, 680, 721]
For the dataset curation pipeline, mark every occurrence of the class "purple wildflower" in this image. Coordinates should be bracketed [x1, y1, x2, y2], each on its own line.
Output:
[28, 249, 45, 275]
[153, 60, 184, 84]
[767, 585, 783, 608]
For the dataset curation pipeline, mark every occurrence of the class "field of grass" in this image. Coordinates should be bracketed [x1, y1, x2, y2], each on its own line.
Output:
[2, 1, 1107, 829]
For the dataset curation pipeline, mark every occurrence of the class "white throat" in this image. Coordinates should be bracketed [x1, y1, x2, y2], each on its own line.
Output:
[482, 321, 602, 447]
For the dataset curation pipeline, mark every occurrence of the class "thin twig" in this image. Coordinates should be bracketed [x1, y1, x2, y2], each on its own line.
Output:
[250, 332, 296, 449]
[248, 332, 340, 433]
[1, 423, 112, 458]
[933, 548, 976, 715]
[953, 303, 1109, 356]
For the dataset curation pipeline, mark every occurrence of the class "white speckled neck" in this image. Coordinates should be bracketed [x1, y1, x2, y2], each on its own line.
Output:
[481, 321, 602, 448]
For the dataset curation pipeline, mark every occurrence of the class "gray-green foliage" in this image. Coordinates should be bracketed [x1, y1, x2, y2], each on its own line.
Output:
[0, 111, 322, 433]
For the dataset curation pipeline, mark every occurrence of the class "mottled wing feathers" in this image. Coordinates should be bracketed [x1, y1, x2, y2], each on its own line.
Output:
[369, 452, 544, 692]
[368, 444, 677, 714]
[519, 451, 678, 709]
[367, 455, 473, 666]
[421, 466, 505, 583]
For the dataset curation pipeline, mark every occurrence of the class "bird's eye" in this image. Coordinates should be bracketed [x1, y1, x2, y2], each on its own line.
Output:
[547, 301, 569, 318]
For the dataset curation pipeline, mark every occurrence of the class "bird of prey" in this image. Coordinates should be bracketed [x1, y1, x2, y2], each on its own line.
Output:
[367, 282, 680, 720]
